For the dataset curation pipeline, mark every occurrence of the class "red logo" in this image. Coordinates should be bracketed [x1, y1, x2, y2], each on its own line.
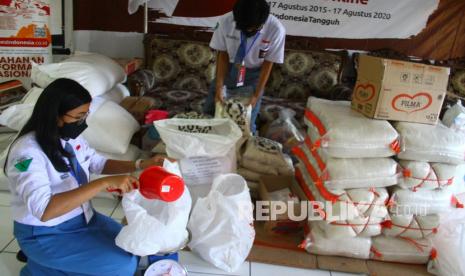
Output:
[76, 145, 81, 151]
[354, 83, 376, 103]
[391, 92, 432, 113]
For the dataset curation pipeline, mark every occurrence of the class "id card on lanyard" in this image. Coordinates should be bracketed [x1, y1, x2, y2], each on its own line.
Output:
[236, 32, 260, 87]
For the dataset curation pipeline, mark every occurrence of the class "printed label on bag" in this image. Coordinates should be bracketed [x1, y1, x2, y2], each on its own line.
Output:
[180, 156, 234, 186]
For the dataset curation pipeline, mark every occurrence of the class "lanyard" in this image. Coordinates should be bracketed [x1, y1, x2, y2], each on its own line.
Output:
[239, 31, 260, 63]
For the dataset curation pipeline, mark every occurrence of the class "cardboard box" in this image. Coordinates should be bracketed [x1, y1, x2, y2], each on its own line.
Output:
[258, 176, 308, 234]
[352, 55, 450, 124]
[249, 222, 430, 275]
[0, 80, 27, 110]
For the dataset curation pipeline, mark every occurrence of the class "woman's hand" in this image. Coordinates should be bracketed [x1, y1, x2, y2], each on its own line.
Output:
[104, 175, 139, 194]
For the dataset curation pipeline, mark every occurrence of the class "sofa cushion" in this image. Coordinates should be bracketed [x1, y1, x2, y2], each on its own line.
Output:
[266, 49, 346, 100]
[146, 37, 216, 91]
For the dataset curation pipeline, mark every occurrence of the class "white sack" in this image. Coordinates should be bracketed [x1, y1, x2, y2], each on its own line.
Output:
[396, 121, 465, 164]
[154, 119, 242, 187]
[237, 167, 262, 182]
[31, 62, 108, 98]
[316, 216, 384, 239]
[22, 87, 43, 105]
[305, 97, 399, 158]
[241, 136, 294, 176]
[188, 174, 254, 273]
[294, 142, 399, 190]
[452, 164, 465, 195]
[399, 160, 457, 191]
[0, 104, 34, 131]
[294, 163, 388, 221]
[115, 187, 191, 256]
[64, 51, 126, 86]
[303, 223, 371, 259]
[371, 236, 434, 264]
[215, 99, 252, 137]
[99, 84, 130, 104]
[428, 193, 465, 276]
[97, 144, 141, 161]
[83, 100, 140, 154]
[383, 214, 439, 239]
[389, 187, 458, 215]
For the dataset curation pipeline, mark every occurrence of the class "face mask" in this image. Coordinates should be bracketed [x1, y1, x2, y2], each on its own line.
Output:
[59, 121, 88, 140]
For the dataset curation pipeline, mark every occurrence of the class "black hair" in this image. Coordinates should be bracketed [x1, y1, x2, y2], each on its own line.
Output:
[233, 0, 270, 31]
[5, 78, 92, 173]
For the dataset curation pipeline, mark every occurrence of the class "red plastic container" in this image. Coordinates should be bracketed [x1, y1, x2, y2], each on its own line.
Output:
[139, 166, 185, 202]
[107, 166, 185, 202]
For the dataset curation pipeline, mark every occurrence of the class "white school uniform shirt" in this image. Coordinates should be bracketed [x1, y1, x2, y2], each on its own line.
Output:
[210, 12, 286, 69]
[6, 133, 107, 227]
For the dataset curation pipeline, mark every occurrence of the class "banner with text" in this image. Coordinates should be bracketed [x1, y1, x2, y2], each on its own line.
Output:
[132, 0, 439, 39]
[0, 0, 52, 85]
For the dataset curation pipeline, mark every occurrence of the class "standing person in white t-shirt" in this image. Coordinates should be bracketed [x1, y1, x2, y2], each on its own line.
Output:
[203, 0, 286, 134]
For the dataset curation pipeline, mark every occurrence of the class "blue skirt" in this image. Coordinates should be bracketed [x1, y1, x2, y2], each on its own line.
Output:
[14, 211, 138, 276]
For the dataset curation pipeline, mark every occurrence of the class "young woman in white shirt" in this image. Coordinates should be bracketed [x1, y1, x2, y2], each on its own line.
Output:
[6, 78, 166, 276]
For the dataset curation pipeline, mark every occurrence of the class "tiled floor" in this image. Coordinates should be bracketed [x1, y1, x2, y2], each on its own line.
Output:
[0, 191, 362, 276]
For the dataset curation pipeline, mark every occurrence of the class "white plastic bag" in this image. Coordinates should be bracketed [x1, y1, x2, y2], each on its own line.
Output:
[399, 160, 456, 191]
[428, 194, 465, 276]
[293, 142, 399, 190]
[371, 236, 434, 264]
[99, 83, 131, 104]
[83, 100, 140, 154]
[188, 174, 255, 273]
[0, 104, 34, 131]
[442, 100, 465, 131]
[315, 216, 385, 239]
[154, 118, 242, 188]
[303, 223, 371, 259]
[389, 187, 459, 215]
[294, 163, 389, 221]
[305, 97, 400, 158]
[396, 121, 465, 164]
[115, 162, 192, 256]
[383, 214, 439, 239]
[264, 108, 304, 153]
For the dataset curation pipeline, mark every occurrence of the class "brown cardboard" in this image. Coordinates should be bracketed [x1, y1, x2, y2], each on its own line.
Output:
[249, 222, 431, 275]
[258, 176, 307, 234]
[352, 55, 450, 124]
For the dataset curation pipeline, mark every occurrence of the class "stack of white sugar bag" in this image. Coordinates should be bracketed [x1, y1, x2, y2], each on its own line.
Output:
[296, 97, 400, 259]
[374, 119, 465, 266]
[0, 52, 141, 169]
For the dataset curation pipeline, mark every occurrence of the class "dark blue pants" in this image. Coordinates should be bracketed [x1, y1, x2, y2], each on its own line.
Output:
[14, 212, 138, 276]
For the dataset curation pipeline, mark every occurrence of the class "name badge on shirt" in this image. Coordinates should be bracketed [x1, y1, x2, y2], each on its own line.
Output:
[236, 61, 246, 87]
[60, 173, 71, 180]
